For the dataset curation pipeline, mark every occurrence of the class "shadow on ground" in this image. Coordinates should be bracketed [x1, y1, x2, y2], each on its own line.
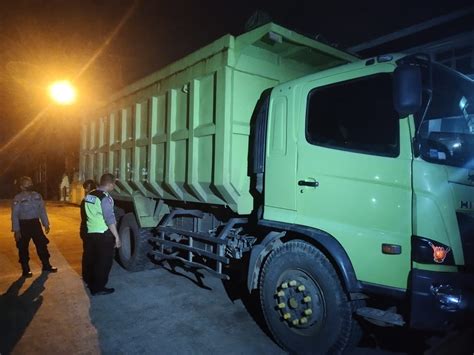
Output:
[154, 260, 276, 345]
[0, 273, 49, 354]
[158, 261, 212, 291]
[84, 261, 284, 354]
[221, 264, 274, 340]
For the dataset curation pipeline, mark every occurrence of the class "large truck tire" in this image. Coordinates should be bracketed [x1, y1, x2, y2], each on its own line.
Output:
[259, 240, 353, 354]
[118, 213, 153, 272]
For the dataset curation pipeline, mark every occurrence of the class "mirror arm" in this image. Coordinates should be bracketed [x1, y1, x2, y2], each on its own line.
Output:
[412, 136, 421, 157]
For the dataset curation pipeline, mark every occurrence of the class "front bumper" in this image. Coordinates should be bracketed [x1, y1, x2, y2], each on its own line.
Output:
[410, 269, 474, 330]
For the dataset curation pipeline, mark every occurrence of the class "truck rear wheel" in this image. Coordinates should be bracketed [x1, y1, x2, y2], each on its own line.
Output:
[118, 213, 153, 272]
[259, 240, 353, 354]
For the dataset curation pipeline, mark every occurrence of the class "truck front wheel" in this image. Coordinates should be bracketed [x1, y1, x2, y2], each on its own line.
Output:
[259, 240, 353, 354]
[118, 213, 153, 272]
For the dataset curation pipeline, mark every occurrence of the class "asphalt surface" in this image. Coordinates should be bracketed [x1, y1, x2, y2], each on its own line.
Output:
[0, 201, 472, 354]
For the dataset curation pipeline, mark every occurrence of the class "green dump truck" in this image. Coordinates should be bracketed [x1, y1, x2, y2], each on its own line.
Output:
[79, 23, 474, 353]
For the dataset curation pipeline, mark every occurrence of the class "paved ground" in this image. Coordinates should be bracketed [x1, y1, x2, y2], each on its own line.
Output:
[0, 201, 472, 354]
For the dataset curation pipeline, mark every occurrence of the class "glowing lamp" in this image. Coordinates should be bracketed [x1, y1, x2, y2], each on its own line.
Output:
[49, 80, 76, 105]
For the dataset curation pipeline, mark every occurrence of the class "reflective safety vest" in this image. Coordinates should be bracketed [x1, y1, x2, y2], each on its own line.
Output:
[83, 190, 109, 233]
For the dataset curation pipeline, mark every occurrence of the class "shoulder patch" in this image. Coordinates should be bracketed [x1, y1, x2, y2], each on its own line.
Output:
[85, 195, 97, 204]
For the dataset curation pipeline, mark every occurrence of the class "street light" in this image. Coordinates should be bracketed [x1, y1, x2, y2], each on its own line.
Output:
[49, 80, 76, 105]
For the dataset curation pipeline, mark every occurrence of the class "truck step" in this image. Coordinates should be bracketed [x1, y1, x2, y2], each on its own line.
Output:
[355, 307, 405, 327]
[152, 237, 230, 264]
[153, 210, 249, 280]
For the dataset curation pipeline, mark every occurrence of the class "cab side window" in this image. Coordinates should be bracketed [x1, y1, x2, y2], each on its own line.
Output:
[306, 73, 399, 157]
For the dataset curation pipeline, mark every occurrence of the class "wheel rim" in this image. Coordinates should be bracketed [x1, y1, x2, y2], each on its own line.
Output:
[274, 269, 326, 336]
[121, 227, 132, 262]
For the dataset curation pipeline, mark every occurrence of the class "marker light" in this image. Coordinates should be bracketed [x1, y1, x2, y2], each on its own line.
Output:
[382, 244, 402, 255]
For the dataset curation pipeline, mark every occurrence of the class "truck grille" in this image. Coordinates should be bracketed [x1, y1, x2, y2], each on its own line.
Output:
[456, 212, 474, 268]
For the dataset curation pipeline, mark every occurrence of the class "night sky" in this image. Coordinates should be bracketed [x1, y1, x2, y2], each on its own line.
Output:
[0, 0, 472, 196]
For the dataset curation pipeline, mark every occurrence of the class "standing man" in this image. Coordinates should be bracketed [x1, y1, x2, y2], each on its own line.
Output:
[11, 176, 57, 277]
[80, 179, 97, 285]
[82, 173, 121, 296]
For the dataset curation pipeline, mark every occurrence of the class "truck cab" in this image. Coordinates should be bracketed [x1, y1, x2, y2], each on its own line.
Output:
[260, 53, 474, 337]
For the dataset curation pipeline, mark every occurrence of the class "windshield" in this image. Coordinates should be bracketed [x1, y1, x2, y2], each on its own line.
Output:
[416, 63, 474, 169]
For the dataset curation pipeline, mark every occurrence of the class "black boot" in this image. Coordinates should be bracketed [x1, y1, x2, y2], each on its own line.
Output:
[42, 263, 58, 273]
[21, 264, 33, 278]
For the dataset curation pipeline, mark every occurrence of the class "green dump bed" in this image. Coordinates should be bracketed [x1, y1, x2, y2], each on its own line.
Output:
[80, 23, 356, 214]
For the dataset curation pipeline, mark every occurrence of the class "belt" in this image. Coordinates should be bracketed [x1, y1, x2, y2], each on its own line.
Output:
[87, 230, 112, 236]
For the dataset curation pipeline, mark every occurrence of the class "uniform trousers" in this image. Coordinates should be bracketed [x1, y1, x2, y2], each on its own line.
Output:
[83, 230, 115, 292]
[17, 219, 50, 267]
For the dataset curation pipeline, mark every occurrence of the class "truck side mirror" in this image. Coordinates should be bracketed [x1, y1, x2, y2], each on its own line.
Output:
[393, 64, 422, 117]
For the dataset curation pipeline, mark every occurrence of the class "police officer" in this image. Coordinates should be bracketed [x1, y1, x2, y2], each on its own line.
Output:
[82, 173, 121, 296]
[80, 179, 97, 285]
[11, 176, 57, 277]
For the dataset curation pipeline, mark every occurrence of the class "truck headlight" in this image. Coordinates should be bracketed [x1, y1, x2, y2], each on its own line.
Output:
[412, 236, 455, 265]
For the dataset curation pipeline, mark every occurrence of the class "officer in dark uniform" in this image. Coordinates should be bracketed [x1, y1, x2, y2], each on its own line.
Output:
[80, 179, 97, 285]
[81, 173, 121, 296]
[11, 176, 58, 277]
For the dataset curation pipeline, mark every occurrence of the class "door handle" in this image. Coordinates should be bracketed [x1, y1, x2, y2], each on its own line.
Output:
[298, 179, 319, 187]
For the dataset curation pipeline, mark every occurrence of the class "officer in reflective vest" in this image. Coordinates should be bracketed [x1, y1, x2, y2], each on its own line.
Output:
[82, 173, 121, 296]
[11, 176, 57, 277]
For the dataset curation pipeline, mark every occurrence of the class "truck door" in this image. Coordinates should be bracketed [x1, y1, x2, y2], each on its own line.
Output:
[264, 90, 297, 223]
[296, 69, 413, 289]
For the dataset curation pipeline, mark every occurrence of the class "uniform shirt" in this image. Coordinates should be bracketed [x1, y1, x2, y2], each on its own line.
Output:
[82, 188, 116, 233]
[97, 188, 116, 226]
[11, 191, 49, 232]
